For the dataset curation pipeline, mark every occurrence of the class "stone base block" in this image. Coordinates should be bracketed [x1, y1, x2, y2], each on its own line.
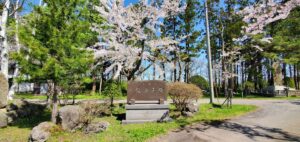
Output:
[122, 104, 169, 124]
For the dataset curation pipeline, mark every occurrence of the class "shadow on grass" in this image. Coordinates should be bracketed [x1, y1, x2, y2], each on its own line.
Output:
[113, 113, 125, 121]
[10, 111, 51, 129]
[178, 120, 300, 142]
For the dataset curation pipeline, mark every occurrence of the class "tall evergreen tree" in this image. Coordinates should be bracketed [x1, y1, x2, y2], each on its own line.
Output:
[12, 0, 97, 123]
[180, 0, 201, 83]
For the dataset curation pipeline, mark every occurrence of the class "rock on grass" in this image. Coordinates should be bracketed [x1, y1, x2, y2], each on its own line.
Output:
[0, 110, 8, 128]
[28, 122, 56, 142]
[83, 121, 110, 134]
[0, 73, 8, 108]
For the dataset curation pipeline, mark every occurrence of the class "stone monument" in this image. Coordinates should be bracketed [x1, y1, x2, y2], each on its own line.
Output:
[122, 80, 169, 124]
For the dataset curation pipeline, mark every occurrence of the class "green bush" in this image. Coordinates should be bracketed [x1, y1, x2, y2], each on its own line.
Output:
[103, 81, 122, 99]
[244, 81, 255, 91]
[189, 75, 209, 91]
[244, 81, 255, 95]
[79, 101, 110, 125]
[168, 82, 203, 112]
[120, 81, 128, 95]
[102, 80, 122, 115]
[285, 77, 295, 88]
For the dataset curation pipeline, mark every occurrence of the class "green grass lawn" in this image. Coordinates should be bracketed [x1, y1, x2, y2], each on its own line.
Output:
[0, 104, 257, 142]
[14, 93, 126, 100]
[236, 96, 300, 100]
[203, 93, 300, 100]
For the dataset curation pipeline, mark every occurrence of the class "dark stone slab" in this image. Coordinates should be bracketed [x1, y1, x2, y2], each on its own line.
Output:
[127, 80, 167, 103]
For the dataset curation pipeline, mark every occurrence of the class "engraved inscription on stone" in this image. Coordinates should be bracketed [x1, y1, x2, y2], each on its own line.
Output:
[127, 80, 167, 102]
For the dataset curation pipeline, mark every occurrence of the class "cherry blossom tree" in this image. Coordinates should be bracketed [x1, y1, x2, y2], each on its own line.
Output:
[91, 0, 185, 80]
[236, 0, 300, 88]
[239, 0, 300, 35]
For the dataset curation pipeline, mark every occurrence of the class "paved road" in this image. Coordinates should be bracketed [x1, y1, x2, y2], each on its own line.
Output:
[151, 99, 300, 142]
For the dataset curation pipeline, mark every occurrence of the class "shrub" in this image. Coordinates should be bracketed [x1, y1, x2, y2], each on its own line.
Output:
[103, 81, 122, 100]
[120, 81, 128, 95]
[168, 82, 202, 112]
[103, 80, 122, 115]
[285, 77, 295, 88]
[189, 75, 209, 91]
[244, 81, 255, 90]
[244, 81, 255, 95]
[79, 101, 110, 125]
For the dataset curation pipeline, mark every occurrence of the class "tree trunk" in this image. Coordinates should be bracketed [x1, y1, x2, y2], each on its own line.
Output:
[184, 61, 190, 83]
[294, 64, 299, 89]
[177, 62, 182, 82]
[296, 64, 300, 90]
[162, 62, 166, 81]
[92, 75, 96, 94]
[241, 62, 244, 85]
[8, 0, 21, 100]
[1, 0, 10, 79]
[184, 62, 187, 82]
[289, 64, 292, 79]
[269, 59, 274, 86]
[99, 74, 103, 93]
[110, 96, 114, 116]
[283, 63, 287, 86]
[127, 41, 145, 81]
[153, 63, 156, 80]
[51, 83, 58, 123]
[173, 58, 177, 82]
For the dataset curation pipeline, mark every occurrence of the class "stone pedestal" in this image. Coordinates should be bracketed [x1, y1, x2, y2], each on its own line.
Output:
[122, 104, 169, 124]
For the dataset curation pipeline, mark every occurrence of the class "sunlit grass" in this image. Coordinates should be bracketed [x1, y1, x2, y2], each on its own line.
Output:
[0, 104, 257, 142]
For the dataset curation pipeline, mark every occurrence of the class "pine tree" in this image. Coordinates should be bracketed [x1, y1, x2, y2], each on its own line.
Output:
[180, 0, 201, 83]
[12, 0, 97, 123]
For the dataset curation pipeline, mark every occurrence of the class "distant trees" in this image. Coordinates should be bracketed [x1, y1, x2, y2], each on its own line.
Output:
[189, 75, 209, 91]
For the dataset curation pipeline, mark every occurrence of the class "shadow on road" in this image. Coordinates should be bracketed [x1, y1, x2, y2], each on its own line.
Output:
[290, 101, 300, 106]
[194, 120, 300, 142]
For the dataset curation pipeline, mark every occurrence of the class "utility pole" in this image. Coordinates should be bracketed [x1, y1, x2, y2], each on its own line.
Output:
[205, 0, 214, 104]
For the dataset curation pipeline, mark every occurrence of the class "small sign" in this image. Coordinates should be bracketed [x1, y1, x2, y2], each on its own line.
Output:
[127, 80, 167, 103]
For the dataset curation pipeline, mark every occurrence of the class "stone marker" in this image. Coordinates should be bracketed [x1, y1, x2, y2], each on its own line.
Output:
[127, 80, 167, 103]
[0, 73, 8, 108]
[122, 80, 170, 124]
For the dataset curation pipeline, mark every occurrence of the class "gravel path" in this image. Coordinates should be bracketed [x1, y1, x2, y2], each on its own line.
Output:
[151, 99, 300, 142]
